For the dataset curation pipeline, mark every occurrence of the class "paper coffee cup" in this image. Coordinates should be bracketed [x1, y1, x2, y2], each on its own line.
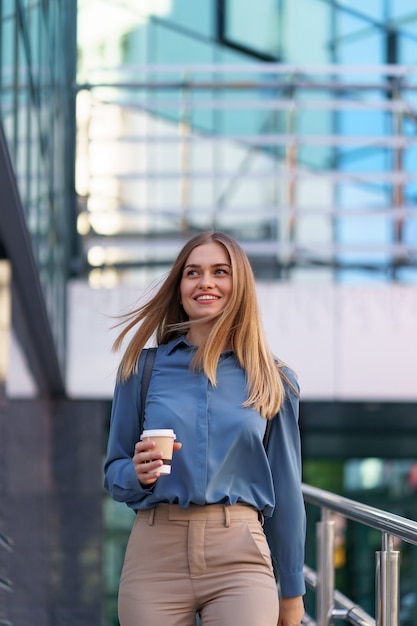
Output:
[140, 429, 177, 474]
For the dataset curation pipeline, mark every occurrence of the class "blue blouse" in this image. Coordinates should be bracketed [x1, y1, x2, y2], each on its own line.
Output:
[104, 335, 306, 597]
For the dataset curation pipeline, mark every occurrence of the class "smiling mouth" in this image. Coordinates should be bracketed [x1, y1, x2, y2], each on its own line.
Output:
[195, 295, 220, 301]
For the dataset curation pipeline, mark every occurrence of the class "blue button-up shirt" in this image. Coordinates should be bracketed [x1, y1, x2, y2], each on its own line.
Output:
[104, 335, 306, 597]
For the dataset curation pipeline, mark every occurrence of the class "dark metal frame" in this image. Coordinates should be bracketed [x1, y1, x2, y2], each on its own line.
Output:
[216, 0, 281, 61]
[0, 121, 64, 395]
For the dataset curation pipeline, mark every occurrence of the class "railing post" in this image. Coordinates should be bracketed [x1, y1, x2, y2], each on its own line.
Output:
[375, 533, 400, 626]
[317, 508, 335, 626]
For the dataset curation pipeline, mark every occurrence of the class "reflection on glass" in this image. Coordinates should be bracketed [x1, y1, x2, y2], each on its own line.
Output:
[226, 0, 280, 58]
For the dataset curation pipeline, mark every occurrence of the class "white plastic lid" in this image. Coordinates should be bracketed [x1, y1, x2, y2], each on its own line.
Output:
[141, 429, 176, 439]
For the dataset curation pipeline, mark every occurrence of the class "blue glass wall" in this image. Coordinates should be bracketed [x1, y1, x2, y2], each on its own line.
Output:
[77, 0, 417, 287]
[1, 0, 77, 371]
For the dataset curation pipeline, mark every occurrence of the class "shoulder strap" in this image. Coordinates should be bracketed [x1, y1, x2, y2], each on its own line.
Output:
[263, 419, 272, 452]
[139, 347, 157, 434]
[262, 357, 278, 453]
[262, 357, 282, 453]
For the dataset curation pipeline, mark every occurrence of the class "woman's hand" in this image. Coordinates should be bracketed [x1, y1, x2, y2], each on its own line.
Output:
[132, 440, 182, 486]
[278, 596, 305, 626]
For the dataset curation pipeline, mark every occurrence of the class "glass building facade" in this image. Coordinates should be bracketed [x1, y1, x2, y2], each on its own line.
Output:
[1, 0, 77, 374]
[76, 0, 417, 289]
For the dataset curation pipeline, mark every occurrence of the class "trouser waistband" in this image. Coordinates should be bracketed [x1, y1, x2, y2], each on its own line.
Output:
[139, 503, 261, 527]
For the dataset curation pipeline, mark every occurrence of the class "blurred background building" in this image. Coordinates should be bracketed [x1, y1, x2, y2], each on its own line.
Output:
[1, 1, 417, 625]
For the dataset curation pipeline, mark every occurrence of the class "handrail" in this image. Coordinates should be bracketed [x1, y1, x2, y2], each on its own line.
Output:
[301, 483, 417, 626]
[84, 62, 417, 76]
[76, 62, 417, 277]
[303, 565, 375, 626]
[302, 483, 417, 546]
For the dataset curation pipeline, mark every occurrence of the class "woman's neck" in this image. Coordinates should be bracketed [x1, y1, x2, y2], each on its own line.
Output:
[185, 327, 209, 347]
[186, 326, 231, 351]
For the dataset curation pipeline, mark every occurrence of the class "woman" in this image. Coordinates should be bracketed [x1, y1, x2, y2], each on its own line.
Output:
[104, 231, 306, 626]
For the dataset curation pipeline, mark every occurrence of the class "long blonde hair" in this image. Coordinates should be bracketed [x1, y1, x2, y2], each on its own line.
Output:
[113, 231, 295, 418]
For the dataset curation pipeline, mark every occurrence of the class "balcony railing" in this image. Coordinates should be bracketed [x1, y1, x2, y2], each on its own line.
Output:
[76, 63, 417, 280]
[302, 483, 417, 626]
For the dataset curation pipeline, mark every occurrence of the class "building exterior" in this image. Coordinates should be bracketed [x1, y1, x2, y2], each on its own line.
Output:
[1, 2, 417, 625]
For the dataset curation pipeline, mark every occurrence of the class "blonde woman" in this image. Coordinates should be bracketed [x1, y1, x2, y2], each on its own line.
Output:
[104, 231, 306, 626]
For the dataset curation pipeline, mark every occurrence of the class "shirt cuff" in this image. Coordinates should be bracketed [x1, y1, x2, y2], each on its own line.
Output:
[279, 571, 306, 598]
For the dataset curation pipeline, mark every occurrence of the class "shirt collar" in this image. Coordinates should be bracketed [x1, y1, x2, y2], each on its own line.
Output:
[165, 334, 193, 355]
[164, 334, 235, 359]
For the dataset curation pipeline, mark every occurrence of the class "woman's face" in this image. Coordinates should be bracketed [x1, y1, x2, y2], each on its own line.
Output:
[180, 242, 233, 323]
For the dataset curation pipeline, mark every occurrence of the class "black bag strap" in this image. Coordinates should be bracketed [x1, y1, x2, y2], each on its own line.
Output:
[139, 345, 272, 451]
[139, 347, 157, 434]
[263, 419, 272, 453]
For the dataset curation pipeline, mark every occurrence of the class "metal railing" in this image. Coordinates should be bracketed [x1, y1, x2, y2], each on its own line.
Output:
[75, 63, 417, 278]
[302, 483, 417, 626]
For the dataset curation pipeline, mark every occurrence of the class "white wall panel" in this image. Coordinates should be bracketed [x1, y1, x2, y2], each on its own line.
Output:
[337, 286, 417, 400]
[64, 281, 417, 401]
[257, 283, 337, 399]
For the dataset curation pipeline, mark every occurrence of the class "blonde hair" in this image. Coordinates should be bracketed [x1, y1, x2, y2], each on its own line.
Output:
[113, 231, 296, 418]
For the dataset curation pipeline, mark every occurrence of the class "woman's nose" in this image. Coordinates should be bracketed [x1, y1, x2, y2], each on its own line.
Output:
[198, 272, 214, 288]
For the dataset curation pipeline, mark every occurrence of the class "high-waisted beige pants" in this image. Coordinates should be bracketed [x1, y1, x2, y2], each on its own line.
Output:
[118, 503, 279, 626]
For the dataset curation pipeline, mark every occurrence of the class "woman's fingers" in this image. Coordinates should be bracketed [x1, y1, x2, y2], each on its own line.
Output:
[133, 440, 163, 485]
[132, 440, 182, 485]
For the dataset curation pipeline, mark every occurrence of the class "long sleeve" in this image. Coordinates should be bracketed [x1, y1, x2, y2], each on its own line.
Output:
[263, 369, 306, 598]
[104, 355, 153, 506]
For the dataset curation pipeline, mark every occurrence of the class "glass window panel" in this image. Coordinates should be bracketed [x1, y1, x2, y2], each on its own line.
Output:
[17, 94, 30, 206]
[2, 0, 15, 18]
[389, 0, 417, 19]
[396, 267, 417, 282]
[215, 97, 270, 136]
[403, 182, 417, 203]
[336, 169, 393, 279]
[403, 216, 417, 245]
[119, 22, 149, 66]
[337, 30, 385, 65]
[1, 15, 15, 89]
[404, 147, 417, 176]
[297, 100, 334, 170]
[339, 109, 387, 137]
[168, 0, 212, 38]
[280, 0, 330, 64]
[150, 24, 217, 131]
[205, 57, 278, 137]
[340, 151, 391, 182]
[336, 213, 392, 246]
[399, 32, 417, 62]
[154, 21, 214, 64]
[226, 0, 280, 58]
[77, 0, 156, 69]
[0, 1, 75, 371]
[0, 68, 14, 163]
[337, 10, 370, 39]
[28, 4, 41, 80]
[337, 0, 384, 21]
[337, 269, 389, 283]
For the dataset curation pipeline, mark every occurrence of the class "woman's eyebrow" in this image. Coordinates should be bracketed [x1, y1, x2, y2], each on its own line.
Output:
[183, 262, 231, 269]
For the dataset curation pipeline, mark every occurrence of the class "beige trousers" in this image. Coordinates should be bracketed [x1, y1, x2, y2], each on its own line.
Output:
[118, 502, 279, 626]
